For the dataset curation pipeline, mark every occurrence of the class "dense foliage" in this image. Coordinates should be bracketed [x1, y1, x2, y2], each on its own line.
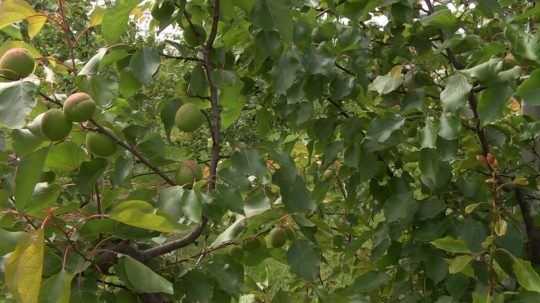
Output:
[3, 0, 540, 302]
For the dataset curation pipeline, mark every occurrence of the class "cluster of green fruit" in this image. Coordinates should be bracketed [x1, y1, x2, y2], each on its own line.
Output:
[151, 1, 207, 47]
[29, 92, 117, 157]
[229, 226, 289, 257]
[0, 48, 117, 157]
[173, 103, 206, 186]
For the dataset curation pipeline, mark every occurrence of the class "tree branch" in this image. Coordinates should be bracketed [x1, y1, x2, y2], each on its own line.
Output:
[88, 119, 177, 186]
[137, 0, 221, 263]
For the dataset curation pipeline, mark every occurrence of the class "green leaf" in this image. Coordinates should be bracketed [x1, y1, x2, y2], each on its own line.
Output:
[27, 183, 62, 216]
[419, 149, 452, 191]
[421, 7, 458, 30]
[78, 48, 108, 76]
[110, 200, 182, 233]
[348, 271, 390, 293]
[176, 270, 214, 303]
[477, 84, 513, 125]
[431, 237, 471, 254]
[101, 0, 139, 42]
[78, 75, 118, 107]
[160, 99, 181, 141]
[462, 58, 503, 83]
[369, 65, 403, 95]
[45, 142, 86, 172]
[118, 68, 141, 98]
[514, 258, 540, 293]
[518, 69, 540, 106]
[207, 255, 244, 295]
[129, 48, 160, 85]
[421, 118, 438, 149]
[112, 155, 133, 186]
[438, 112, 461, 140]
[12, 128, 44, 156]
[440, 73, 472, 112]
[273, 169, 316, 213]
[39, 270, 73, 303]
[0, 79, 38, 129]
[251, 0, 293, 42]
[287, 239, 320, 281]
[188, 65, 209, 97]
[0, 228, 26, 255]
[220, 83, 246, 129]
[384, 193, 418, 223]
[448, 255, 473, 274]
[117, 255, 174, 294]
[367, 114, 405, 143]
[211, 216, 246, 247]
[15, 147, 48, 210]
[271, 51, 302, 95]
[244, 189, 271, 217]
[76, 158, 107, 195]
[5, 229, 44, 303]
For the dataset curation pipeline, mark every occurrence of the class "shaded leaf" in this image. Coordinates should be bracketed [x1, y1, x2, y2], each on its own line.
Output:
[0, 79, 38, 129]
[440, 73, 472, 112]
[117, 255, 174, 294]
[287, 239, 320, 281]
[39, 270, 73, 303]
[15, 147, 48, 210]
[129, 48, 160, 85]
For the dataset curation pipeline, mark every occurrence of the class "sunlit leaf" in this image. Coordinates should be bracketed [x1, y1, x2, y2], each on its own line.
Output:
[5, 229, 44, 303]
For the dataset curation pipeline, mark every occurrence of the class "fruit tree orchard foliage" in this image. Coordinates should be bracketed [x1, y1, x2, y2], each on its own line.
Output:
[2, 0, 540, 302]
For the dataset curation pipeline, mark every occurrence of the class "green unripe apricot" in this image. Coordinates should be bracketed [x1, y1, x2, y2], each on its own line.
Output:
[183, 24, 207, 46]
[63, 92, 96, 122]
[86, 131, 117, 157]
[175, 159, 202, 186]
[174, 103, 205, 132]
[266, 227, 287, 248]
[41, 109, 72, 141]
[0, 48, 35, 80]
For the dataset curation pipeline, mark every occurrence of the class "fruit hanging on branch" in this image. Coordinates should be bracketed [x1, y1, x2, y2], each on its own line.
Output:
[175, 159, 202, 186]
[40, 109, 73, 141]
[63, 92, 96, 122]
[86, 130, 117, 157]
[266, 226, 288, 248]
[0, 48, 35, 81]
[174, 103, 205, 132]
[183, 24, 207, 47]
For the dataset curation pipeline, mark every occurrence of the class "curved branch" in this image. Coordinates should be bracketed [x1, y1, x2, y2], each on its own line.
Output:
[137, 0, 221, 262]
[140, 216, 208, 260]
[88, 119, 176, 186]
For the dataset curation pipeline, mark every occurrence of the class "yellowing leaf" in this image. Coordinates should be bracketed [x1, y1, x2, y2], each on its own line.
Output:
[5, 229, 44, 303]
[0, 40, 42, 58]
[88, 6, 105, 27]
[109, 200, 182, 233]
[0, 0, 36, 29]
[26, 14, 47, 39]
